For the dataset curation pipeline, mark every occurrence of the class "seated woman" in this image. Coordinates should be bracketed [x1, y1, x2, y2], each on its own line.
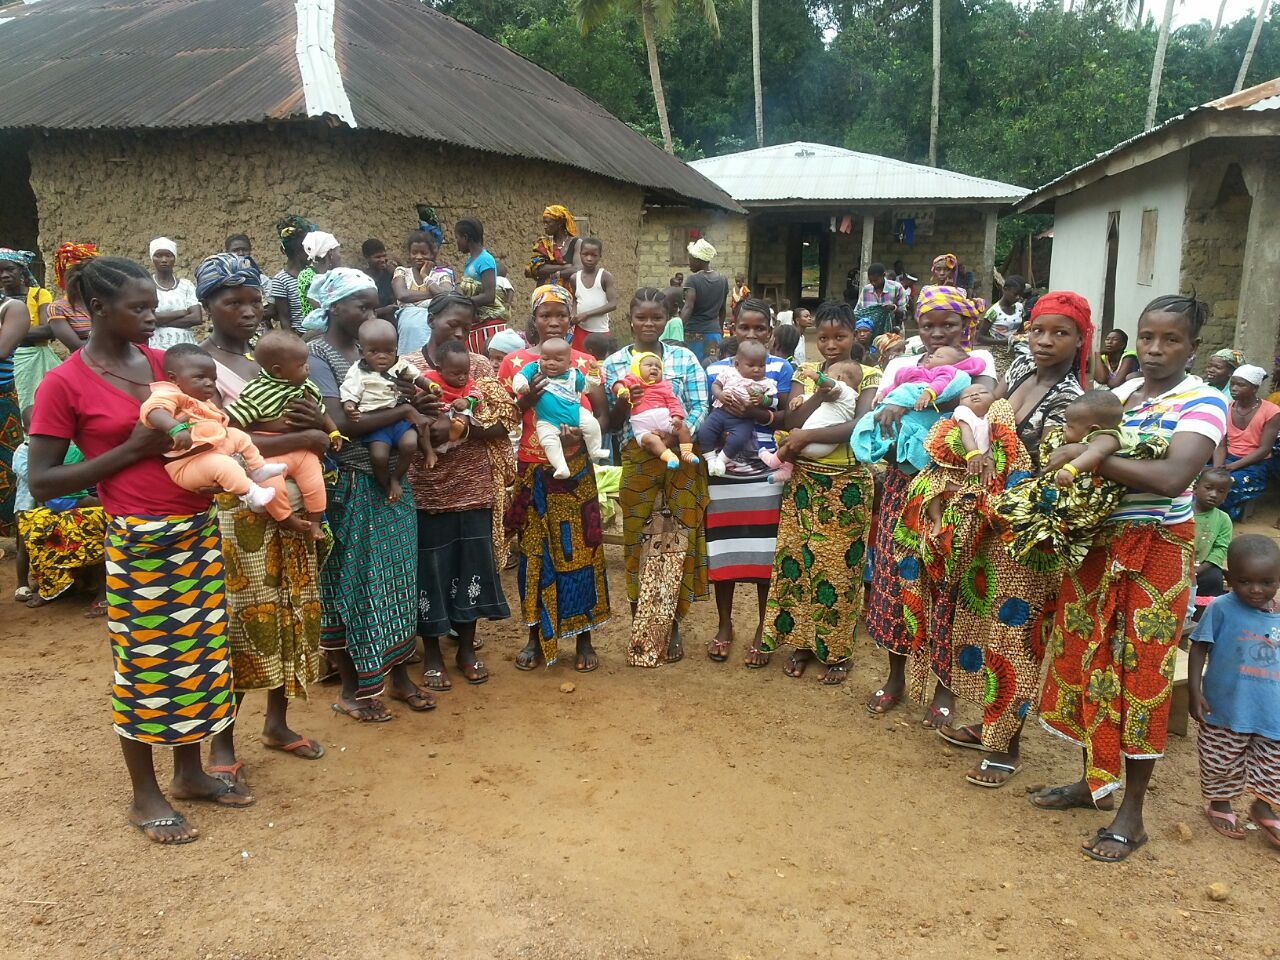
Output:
[1203, 348, 1244, 398]
[1093, 329, 1139, 389]
[1213, 363, 1280, 520]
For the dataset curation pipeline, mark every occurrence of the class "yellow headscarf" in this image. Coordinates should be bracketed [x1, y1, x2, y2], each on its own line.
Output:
[531, 283, 574, 309]
[543, 204, 577, 237]
[630, 351, 662, 382]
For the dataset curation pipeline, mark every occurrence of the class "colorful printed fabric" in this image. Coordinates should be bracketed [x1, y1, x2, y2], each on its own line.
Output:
[0, 247, 38, 283]
[1219, 453, 1272, 521]
[1039, 520, 1193, 800]
[48, 298, 91, 340]
[866, 465, 912, 656]
[225, 371, 322, 428]
[217, 495, 329, 700]
[1002, 353, 1082, 471]
[763, 457, 874, 663]
[915, 285, 988, 349]
[18, 504, 106, 600]
[195, 253, 262, 300]
[318, 469, 418, 699]
[543, 205, 577, 236]
[505, 449, 611, 664]
[0, 385, 21, 536]
[859, 279, 907, 315]
[105, 511, 236, 745]
[602, 343, 709, 443]
[993, 427, 1168, 573]
[1198, 722, 1280, 806]
[619, 439, 709, 622]
[53, 242, 98, 290]
[302, 267, 375, 332]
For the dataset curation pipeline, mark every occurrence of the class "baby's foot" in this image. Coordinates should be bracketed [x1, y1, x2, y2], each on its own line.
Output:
[248, 463, 287, 482]
[309, 520, 324, 541]
[387, 477, 403, 503]
[681, 451, 701, 465]
[759, 447, 782, 469]
[425, 449, 439, 469]
[706, 452, 726, 477]
[768, 462, 794, 484]
[240, 481, 277, 511]
[278, 514, 312, 536]
[590, 448, 611, 461]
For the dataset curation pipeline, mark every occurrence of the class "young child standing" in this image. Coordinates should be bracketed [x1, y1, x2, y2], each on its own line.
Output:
[1192, 467, 1234, 612]
[511, 336, 609, 479]
[570, 238, 616, 353]
[697, 339, 777, 475]
[612, 351, 699, 470]
[1189, 534, 1280, 850]
[339, 318, 438, 482]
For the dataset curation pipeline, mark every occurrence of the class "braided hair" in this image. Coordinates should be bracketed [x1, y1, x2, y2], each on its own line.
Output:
[1140, 294, 1209, 337]
[734, 296, 772, 325]
[66, 256, 151, 319]
[629, 286, 668, 316]
[812, 299, 856, 331]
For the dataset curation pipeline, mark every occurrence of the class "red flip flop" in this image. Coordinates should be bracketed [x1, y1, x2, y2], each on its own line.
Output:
[264, 737, 326, 760]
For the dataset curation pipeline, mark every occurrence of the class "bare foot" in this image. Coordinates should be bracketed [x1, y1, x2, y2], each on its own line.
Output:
[387, 477, 403, 503]
[575, 635, 599, 673]
[783, 649, 812, 677]
[278, 514, 312, 536]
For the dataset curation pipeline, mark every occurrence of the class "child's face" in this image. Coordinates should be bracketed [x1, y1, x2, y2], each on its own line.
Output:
[409, 242, 434, 270]
[487, 348, 507, 367]
[1231, 553, 1280, 610]
[958, 385, 995, 417]
[270, 345, 313, 387]
[734, 348, 766, 382]
[1061, 410, 1098, 445]
[580, 245, 601, 272]
[539, 340, 571, 378]
[170, 355, 218, 402]
[439, 353, 472, 389]
[1193, 474, 1232, 511]
[923, 346, 966, 369]
[815, 321, 854, 363]
[359, 329, 401, 374]
[881, 342, 906, 364]
[637, 356, 663, 383]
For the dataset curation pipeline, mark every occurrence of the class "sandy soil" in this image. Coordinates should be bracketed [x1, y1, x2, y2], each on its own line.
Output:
[1, 528, 1277, 960]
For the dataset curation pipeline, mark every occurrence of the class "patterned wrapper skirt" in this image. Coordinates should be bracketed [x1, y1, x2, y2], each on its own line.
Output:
[705, 469, 783, 583]
[506, 450, 610, 664]
[0, 384, 19, 537]
[619, 440, 709, 622]
[319, 469, 417, 699]
[1220, 453, 1272, 521]
[416, 507, 509, 638]
[1039, 519, 1193, 800]
[13, 343, 59, 412]
[218, 493, 329, 701]
[18, 505, 106, 600]
[763, 458, 874, 663]
[866, 465, 912, 656]
[106, 511, 236, 745]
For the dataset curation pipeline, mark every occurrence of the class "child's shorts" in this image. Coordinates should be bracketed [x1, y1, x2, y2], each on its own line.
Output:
[630, 408, 672, 443]
[364, 418, 414, 447]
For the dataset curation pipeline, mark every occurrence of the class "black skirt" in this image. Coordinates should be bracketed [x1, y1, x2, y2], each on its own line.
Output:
[416, 508, 510, 637]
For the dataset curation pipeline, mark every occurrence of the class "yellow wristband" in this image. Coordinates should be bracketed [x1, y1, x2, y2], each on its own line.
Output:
[328, 430, 345, 441]
[1062, 463, 1080, 478]
[964, 449, 982, 461]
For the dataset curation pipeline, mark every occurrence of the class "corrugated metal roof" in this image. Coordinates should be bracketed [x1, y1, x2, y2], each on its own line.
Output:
[1018, 76, 1280, 213]
[689, 142, 1026, 206]
[0, 0, 742, 213]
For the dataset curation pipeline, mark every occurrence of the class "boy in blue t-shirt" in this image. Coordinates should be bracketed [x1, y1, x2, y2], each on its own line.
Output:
[1189, 534, 1280, 850]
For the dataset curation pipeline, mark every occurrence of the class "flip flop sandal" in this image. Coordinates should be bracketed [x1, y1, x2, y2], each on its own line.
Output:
[331, 701, 393, 723]
[513, 650, 540, 672]
[84, 599, 109, 618]
[1081, 829, 1148, 863]
[174, 778, 256, 808]
[921, 705, 953, 729]
[207, 761, 246, 784]
[821, 662, 850, 685]
[1204, 806, 1246, 840]
[965, 758, 1022, 789]
[865, 688, 900, 715]
[938, 723, 987, 752]
[746, 648, 775, 670]
[707, 639, 731, 662]
[459, 660, 490, 685]
[132, 813, 198, 845]
[1253, 815, 1280, 850]
[390, 689, 436, 712]
[264, 737, 326, 760]
[575, 657, 600, 674]
[423, 668, 452, 690]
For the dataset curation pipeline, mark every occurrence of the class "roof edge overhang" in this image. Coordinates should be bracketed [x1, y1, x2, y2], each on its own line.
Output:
[0, 117, 746, 215]
[737, 197, 1024, 211]
[1016, 111, 1279, 215]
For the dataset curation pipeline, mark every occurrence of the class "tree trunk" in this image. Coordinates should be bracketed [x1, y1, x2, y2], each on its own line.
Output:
[752, 0, 763, 148]
[1145, 0, 1176, 130]
[641, 2, 674, 154]
[1235, 0, 1272, 92]
[1207, 0, 1228, 46]
[929, 0, 940, 166]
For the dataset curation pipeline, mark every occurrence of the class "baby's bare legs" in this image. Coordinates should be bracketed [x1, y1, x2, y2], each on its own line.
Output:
[639, 432, 678, 466]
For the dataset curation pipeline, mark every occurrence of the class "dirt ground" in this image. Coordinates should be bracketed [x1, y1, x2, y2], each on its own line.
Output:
[2, 514, 1278, 960]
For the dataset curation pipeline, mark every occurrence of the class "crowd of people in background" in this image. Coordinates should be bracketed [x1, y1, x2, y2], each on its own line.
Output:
[0, 208, 1277, 863]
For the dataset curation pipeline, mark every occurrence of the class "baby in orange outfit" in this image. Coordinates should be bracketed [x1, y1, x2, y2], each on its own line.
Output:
[139, 344, 292, 517]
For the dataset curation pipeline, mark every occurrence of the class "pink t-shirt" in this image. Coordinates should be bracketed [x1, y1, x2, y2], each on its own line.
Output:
[29, 348, 211, 517]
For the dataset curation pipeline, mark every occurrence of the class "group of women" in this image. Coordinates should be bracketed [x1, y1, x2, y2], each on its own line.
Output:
[3, 220, 1230, 864]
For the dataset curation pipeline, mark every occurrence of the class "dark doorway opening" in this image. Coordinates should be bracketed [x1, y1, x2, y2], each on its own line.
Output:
[1100, 211, 1120, 336]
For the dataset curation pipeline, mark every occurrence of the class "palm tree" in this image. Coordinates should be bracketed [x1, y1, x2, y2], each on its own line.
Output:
[1145, 0, 1177, 130]
[1207, 0, 1229, 46]
[928, 0, 940, 165]
[1235, 0, 1273, 92]
[575, 0, 722, 155]
[752, 0, 763, 147]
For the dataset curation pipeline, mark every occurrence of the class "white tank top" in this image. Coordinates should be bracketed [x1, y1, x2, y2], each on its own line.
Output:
[573, 269, 610, 333]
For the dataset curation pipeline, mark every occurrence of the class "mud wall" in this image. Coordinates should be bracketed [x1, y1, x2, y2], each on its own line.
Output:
[26, 123, 648, 324]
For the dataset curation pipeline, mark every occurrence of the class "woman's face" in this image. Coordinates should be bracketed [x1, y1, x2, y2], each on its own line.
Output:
[429, 304, 475, 344]
[409, 242, 435, 270]
[1229, 375, 1259, 405]
[1103, 330, 1124, 353]
[151, 250, 176, 275]
[629, 300, 667, 345]
[815, 321, 854, 363]
[0, 260, 24, 293]
[206, 285, 263, 343]
[533, 302, 571, 342]
[92, 277, 159, 343]
[1134, 310, 1198, 382]
[917, 309, 964, 352]
[854, 326, 873, 347]
[542, 215, 562, 235]
[1026, 313, 1082, 371]
[734, 309, 770, 345]
[330, 289, 378, 339]
[931, 261, 951, 284]
[1204, 357, 1233, 388]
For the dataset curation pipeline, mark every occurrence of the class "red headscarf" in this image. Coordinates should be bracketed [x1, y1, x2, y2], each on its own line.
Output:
[53, 241, 99, 290]
[1030, 291, 1093, 386]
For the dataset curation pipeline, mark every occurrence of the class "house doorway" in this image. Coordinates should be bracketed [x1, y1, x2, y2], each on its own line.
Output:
[786, 223, 830, 308]
[1100, 211, 1120, 336]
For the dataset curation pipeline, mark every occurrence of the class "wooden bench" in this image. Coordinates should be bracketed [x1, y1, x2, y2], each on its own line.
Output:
[1169, 647, 1191, 738]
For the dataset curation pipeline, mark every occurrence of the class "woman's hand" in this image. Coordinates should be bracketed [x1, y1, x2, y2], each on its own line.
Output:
[873, 403, 908, 439]
[411, 389, 444, 420]
[626, 383, 647, 406]
[788, 393, 807, 412]
[517, 372, 548, 411]
[785, 429, 809, 450]
[298, 429, 331, 457]
[1043, 442, 1087, 474]
[559, 423, 583, 440]
[720, 391, 751, 418]
[124, 422, 177, 459]
[283, 394, 327, 431]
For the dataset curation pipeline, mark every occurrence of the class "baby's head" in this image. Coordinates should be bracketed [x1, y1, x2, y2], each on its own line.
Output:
[356, 318, 401, 374]
[1193, 466, 1234, 512]
[632, 352, 664, 385]
[539, 337, 572, 378]
[164, 343, 218, 401]
[957, 383, 996, 418]
[1227, 534, 1280, 610]
[582, 332, 617, 363]
[733, 340, 768, 382]
[436, 339, 472, 389]
[254, 329, 312, 387]
[922, 345, 968, 369]
[1061, 389, 1124, 444]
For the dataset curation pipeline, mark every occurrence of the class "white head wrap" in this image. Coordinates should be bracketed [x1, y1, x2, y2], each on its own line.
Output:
[302, 231, 340, 261]
[149, 237, 177, 257]
[687, 238, 717, 262]
[1233, 364, 1268, 387]
[301, 267, 376, 333]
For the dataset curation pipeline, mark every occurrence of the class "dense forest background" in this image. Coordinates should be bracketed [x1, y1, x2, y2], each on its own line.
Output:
[434, 0, 1278, 251]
